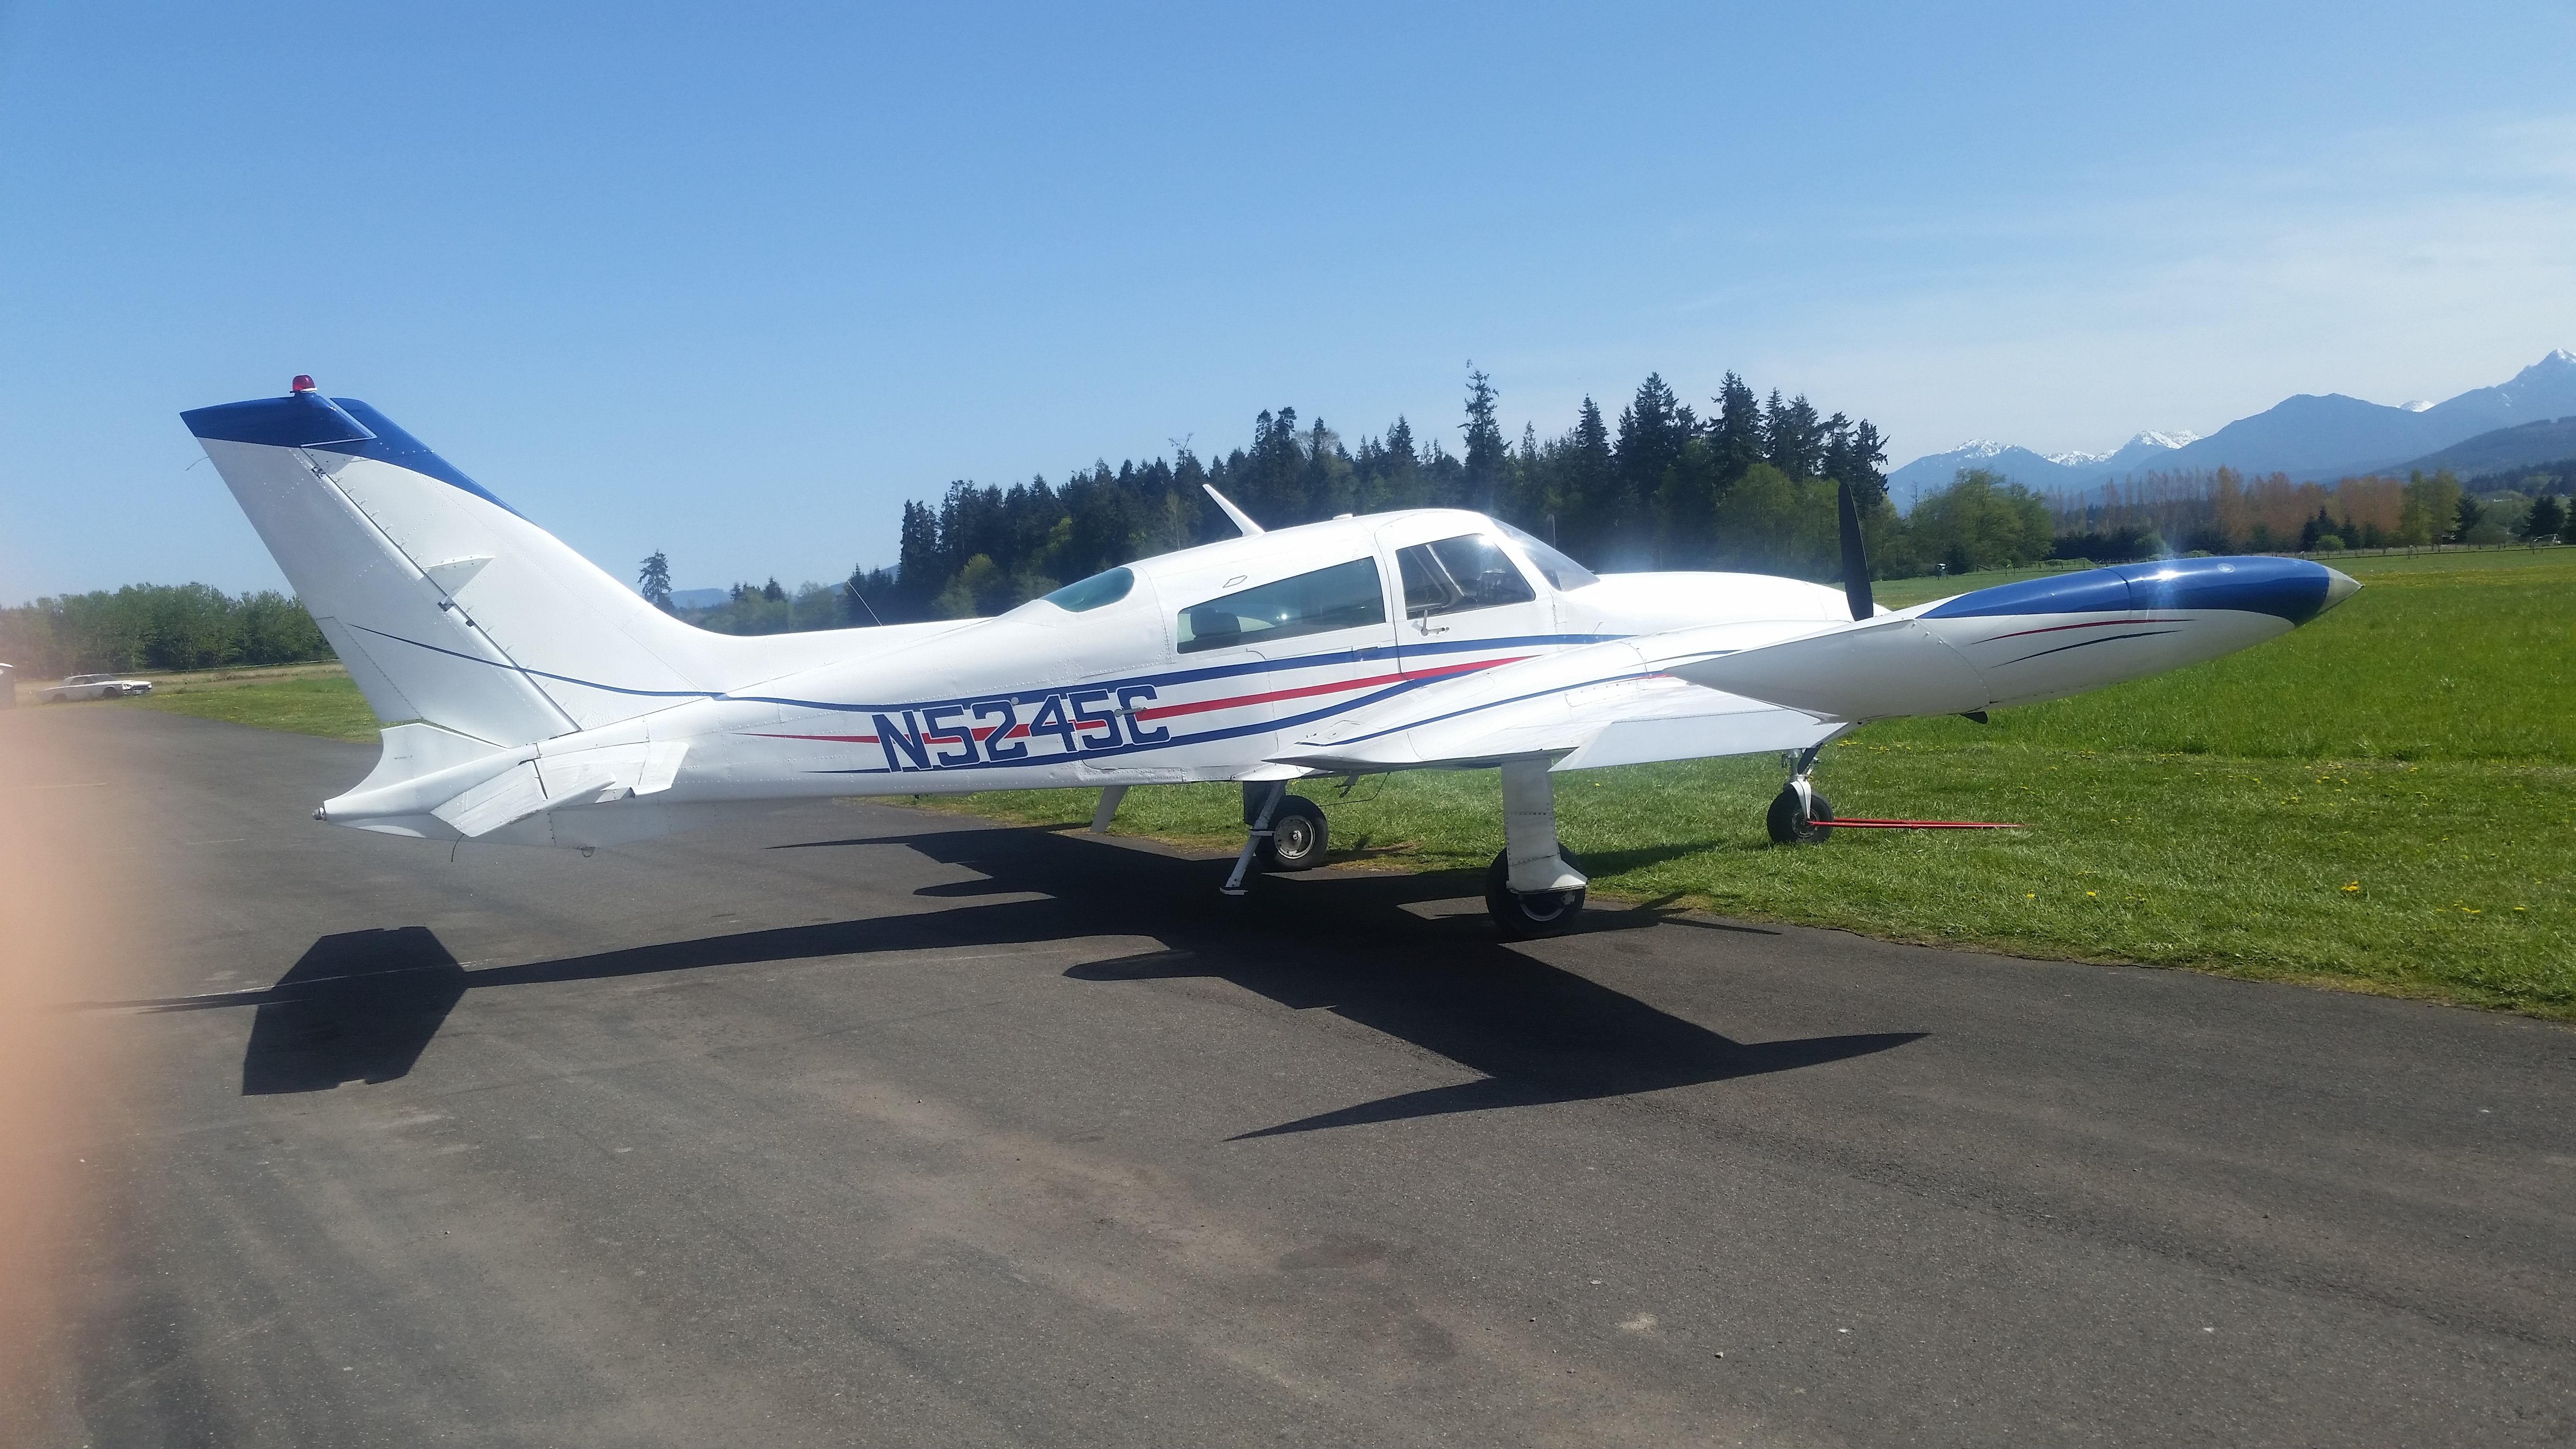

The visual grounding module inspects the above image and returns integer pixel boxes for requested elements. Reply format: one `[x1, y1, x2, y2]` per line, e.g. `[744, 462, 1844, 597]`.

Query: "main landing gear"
[1221, 782, 1330, 896]
[1767, 744, 1835, 845]
[1219, 767, 1590, 939]
[1486, 758, 1588, 939]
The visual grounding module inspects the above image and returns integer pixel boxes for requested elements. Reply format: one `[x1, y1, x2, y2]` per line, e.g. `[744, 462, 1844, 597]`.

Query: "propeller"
[1837, 479, 1873, 620]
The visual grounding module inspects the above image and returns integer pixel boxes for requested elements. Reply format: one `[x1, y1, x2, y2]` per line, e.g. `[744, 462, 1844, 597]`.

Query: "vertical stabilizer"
[183, 382, 868, 745]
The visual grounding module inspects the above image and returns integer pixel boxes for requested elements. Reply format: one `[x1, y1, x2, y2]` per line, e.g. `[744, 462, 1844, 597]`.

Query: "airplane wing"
[1271, 622, 1852, 773]
[1275, 548, 2353, 775]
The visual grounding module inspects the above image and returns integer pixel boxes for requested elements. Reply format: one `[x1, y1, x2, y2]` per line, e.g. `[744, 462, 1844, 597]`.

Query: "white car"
[41, 673, 154, 702]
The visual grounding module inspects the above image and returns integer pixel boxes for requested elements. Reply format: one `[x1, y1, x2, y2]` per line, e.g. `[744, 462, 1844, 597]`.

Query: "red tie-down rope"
[1819, 818, 2024, 828]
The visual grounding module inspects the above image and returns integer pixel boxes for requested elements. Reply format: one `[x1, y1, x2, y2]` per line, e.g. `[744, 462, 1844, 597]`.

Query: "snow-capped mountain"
[1885, 350, 2576, 506]
[1885, 429, 2199, 508]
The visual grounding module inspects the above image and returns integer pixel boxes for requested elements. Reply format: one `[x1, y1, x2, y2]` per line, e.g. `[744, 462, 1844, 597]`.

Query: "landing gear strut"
[1220, 782, 1330, 895]
[1488, 758, 1587, 938]
[1768, 745, 1835, 845]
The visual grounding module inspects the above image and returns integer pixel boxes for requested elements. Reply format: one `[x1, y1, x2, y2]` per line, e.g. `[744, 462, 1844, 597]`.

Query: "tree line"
[2043, 466, 2565, 559]
[0, 583, 333, 678]
[796, 370, 1915, 626]
[678, 367, 2544, 635]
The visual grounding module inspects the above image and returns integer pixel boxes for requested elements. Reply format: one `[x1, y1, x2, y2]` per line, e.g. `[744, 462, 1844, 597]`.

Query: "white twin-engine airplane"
[185, 379, 2358, 937]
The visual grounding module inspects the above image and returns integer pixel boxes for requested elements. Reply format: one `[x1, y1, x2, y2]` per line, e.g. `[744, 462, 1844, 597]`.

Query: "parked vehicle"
[41, 673, 154, 702]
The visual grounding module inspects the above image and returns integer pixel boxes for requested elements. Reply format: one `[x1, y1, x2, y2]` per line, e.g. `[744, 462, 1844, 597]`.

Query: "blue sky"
[4, 2, 2571, 599]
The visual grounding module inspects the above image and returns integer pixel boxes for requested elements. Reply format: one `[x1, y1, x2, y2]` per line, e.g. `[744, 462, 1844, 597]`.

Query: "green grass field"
[117, 663, 381, 741]
[98, 546, 2575, 1017]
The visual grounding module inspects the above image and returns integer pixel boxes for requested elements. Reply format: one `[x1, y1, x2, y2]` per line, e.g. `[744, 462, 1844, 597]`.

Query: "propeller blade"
[1838, 480, 1873, 620]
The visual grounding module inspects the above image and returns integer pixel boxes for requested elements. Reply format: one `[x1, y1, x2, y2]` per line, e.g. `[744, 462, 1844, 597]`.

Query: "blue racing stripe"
[1996, 628, 2181, 667]
[343, 620, 1626, 722]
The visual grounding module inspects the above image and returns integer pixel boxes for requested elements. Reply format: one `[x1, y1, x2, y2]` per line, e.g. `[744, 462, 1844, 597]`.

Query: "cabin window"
[1396, 534, 1538, 619]
[1039, 566, 1135, 613]
[1176, 557, 1386, 654]
[1496, 521, 1601, 590]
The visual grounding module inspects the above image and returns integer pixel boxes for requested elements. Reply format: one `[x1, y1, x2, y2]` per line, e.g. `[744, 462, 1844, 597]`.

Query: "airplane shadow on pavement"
[96, 927, 471, 1095]
[96, 822, 1923, 1127]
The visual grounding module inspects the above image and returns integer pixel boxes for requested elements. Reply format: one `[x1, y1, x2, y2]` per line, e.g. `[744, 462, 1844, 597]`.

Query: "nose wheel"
[1766, 784, 1835, 844]
[1768, 744, 1835, 845]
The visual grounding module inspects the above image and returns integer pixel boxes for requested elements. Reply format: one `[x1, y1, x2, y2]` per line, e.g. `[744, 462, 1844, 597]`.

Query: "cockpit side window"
[1396, 534, 1538, 619]
[1495, 521, 1601, 590]
[1176, 557, 1386, 654]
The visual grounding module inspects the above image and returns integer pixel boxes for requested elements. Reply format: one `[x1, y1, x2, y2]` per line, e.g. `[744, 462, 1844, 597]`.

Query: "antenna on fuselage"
[1203, 484, 1264, 537]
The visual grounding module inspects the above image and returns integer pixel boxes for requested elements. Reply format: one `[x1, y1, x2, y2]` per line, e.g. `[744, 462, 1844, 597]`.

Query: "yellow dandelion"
[2341, 882, 2361, 892]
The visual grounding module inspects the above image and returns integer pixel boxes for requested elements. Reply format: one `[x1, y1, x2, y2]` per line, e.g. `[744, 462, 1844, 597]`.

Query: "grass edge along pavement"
[112, 663, 380, 742]
[75, 549, 2576, 1020]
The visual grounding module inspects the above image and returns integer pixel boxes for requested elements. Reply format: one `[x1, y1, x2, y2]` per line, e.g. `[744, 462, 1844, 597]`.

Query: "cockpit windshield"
[1037, 567, 1136, 613]
[1495, 522, 1601, 590]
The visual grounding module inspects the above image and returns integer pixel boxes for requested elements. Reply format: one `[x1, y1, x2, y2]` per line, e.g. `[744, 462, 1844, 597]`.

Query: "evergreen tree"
[1461, 367, 1506, 510]
[636, 550, 673, 610]
[1707, 373, 1764, 484]
[1557, 397, 1615, 564]
[1762, 391, 1827, 479]
[2453, 492, 2484, 543]
[1819, 418, 1889, 508]
[1613, 374, 1690, 566]
[895, 499, 942, 614]
[2524, 494, 2565, 539]
[843, 564, 890, 625]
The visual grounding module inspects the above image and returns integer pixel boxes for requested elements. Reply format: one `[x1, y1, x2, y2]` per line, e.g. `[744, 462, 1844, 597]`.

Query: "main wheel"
[1765, 786, 1835, 844]
[1485, 848, 1587, 939]
[1259, 795, 1328, 871]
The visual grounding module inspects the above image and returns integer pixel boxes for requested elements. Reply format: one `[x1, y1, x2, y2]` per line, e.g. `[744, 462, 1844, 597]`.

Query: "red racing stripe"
[746, 655, 1531, 744]
[1135, 655, 1527, 722]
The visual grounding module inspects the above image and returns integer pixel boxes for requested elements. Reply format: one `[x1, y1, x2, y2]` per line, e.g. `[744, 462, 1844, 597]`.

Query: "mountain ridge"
[1888, 349, 2576, 507]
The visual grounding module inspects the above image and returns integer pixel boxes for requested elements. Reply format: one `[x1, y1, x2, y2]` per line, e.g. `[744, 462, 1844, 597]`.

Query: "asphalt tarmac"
[5, 706, 2572, 1447]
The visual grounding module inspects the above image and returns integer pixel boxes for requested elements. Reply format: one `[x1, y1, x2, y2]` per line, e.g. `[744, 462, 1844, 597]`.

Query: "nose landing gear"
[1768, 745, 1835, 845]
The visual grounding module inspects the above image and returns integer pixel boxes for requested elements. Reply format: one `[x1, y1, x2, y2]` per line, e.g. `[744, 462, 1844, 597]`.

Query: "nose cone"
[2319, 566, 2361, 614]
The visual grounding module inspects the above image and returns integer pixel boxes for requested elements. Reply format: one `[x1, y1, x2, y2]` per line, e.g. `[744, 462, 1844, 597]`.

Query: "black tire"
[1765, 786, 1835, 845]
[96, 685, 122, 699]
[1485, 848, 1587, 939]
[1259, 795, 1328, 871]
